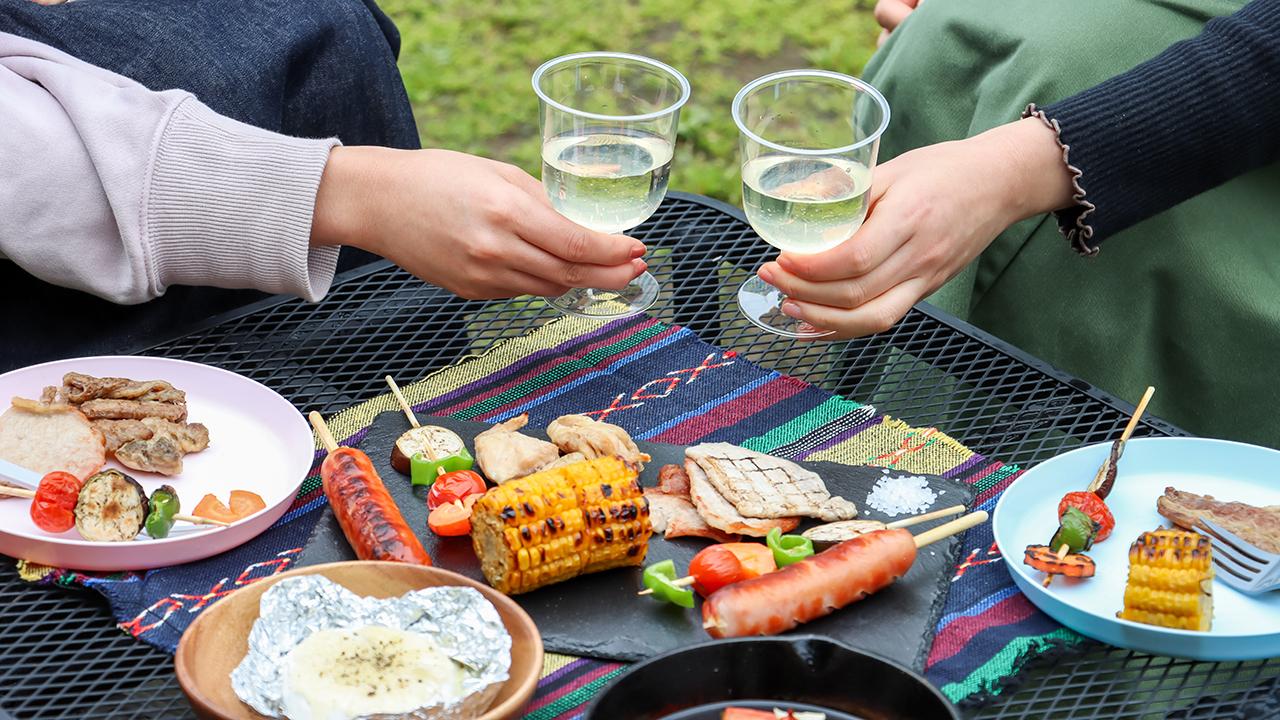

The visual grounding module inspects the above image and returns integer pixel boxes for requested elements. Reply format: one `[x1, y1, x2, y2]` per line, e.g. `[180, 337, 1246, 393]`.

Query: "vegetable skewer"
[1036, 386, 1154, 587]
[640, 504, 967, 596]
[0, 483, 227, 528]
[384, 375, 474, 483]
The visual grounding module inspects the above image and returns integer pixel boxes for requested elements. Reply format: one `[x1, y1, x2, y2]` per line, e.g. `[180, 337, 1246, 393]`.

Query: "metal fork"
[1197, 517, 1280, 595]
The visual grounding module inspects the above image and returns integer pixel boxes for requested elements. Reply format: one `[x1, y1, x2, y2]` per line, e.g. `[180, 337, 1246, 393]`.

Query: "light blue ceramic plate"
[993, 437, 1280, 660]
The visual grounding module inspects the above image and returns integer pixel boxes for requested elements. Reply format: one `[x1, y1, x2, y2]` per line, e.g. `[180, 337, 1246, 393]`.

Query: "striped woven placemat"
[19, 314, 1079, 713]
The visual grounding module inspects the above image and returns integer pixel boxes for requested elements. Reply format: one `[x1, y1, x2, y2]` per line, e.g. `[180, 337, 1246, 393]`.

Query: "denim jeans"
[0, 0, 421, 368]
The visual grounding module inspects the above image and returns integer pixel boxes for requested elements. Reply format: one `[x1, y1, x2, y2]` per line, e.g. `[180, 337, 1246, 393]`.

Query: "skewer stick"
[1087, 385, 1155, 494]
[309, 411, 339, 454]
[0, 485, 229, 527]
[637, 575, 697, 596]
[885, 504, 966, 530]
[912, 511, 989, 549]
[384, 375, 420, 429]
[1042, 543, 1070, 587]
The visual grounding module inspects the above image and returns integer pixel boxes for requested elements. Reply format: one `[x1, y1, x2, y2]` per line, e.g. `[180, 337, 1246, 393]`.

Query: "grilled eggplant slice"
[74, 470, 148, 542]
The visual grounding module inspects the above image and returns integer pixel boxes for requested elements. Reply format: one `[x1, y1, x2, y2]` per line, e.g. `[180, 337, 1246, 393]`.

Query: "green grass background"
[382, 0, 881, 205]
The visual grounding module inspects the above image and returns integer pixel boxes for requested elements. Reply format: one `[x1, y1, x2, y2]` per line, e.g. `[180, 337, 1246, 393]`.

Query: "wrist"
[978, 117, 1076, 223]
[310, 146, 391, 255]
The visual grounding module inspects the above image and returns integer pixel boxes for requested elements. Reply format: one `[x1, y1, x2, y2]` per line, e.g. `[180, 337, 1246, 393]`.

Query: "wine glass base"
[737, 275, 834, 338]
[543, 271, 659, 319]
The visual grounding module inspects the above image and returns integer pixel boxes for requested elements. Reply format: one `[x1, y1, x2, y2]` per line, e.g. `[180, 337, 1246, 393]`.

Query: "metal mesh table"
[0, 193, 1275, 719]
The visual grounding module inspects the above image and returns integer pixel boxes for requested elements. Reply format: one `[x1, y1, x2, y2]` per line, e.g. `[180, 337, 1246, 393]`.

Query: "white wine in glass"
[532, 52, 690, 319]
[732, 69, 891, 338]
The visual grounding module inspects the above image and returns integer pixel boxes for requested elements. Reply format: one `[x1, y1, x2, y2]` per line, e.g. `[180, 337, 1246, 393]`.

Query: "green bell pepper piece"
[410, 447, 474, 487]
[641, 559, 695, 608]
[1050, 506, 1098, 554]
[144, 485, 180, 539]
[766, 527, 815, 567]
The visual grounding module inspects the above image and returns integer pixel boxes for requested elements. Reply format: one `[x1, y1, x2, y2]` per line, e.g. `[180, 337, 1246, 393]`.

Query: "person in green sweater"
[760, 0, 1280, 447]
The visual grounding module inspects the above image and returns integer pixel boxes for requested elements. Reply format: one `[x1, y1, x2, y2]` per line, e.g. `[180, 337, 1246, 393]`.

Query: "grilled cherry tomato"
[427, 498, 474, 536]
[30, 471, 82, 533]
[1058, 491, 1115, 542]
[1024, 544, 1096, 578]
[426, 470, 487, 510]
[688, 542, 777, 597]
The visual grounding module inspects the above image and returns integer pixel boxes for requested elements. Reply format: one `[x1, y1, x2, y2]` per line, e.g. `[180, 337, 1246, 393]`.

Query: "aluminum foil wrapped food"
[231, 575, 511, 719]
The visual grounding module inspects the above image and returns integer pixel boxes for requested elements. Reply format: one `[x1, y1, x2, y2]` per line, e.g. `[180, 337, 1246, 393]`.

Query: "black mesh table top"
[0, 192, 1275, 719]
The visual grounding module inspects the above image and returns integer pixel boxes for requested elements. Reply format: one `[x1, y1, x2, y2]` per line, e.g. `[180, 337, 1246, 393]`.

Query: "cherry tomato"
[426, 470, 487, 510]
[688, 542, 777, 597]
[1058, 491, 1114, 542]
[30, 471, 82, 533]
[428, 500, 473, 536]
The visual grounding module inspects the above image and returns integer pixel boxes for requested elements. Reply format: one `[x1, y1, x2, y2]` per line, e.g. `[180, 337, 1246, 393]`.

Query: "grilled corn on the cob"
[470, 456, 651, 594]
[1117, 530, 1213, 631]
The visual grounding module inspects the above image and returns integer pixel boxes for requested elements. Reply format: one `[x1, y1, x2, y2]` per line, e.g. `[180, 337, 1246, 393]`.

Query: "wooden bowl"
[174, 561, 542, 720]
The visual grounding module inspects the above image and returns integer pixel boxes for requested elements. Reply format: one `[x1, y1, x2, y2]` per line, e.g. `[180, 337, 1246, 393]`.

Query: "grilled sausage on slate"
[321, 447, 431, 564]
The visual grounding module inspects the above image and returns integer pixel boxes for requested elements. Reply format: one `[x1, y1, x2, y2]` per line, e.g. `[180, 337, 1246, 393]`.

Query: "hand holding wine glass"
[533, 51, 691, 318]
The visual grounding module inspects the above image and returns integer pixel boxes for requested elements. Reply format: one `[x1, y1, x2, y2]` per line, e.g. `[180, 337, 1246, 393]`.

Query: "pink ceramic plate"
[0, 356, 313, 570]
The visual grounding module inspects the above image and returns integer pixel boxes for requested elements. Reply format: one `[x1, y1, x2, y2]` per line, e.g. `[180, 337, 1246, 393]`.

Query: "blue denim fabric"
[0, 0, 420, 148]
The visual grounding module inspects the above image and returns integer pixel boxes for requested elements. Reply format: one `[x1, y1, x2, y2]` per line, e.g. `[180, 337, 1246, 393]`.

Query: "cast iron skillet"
[584, 636, 959, 720]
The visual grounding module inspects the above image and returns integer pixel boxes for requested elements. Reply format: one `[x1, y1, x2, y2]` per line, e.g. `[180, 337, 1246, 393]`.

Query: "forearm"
[0, 32, 340, 304]
[1035, 0, 1280, 251]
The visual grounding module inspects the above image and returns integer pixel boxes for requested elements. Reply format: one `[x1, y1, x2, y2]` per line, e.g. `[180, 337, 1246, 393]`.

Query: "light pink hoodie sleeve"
[0, 31, 341, 304]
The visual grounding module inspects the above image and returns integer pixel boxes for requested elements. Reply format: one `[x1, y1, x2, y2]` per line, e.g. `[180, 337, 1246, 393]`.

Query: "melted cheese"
[280, 626, 464, 720]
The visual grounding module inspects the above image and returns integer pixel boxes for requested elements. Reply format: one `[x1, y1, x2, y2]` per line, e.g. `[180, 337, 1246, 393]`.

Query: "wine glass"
[532, 51, 690, 319]
[732, 69, 891, 338]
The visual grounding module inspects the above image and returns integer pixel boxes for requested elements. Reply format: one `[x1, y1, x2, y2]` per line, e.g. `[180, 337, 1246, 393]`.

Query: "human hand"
[311, 147, 646, 300]
[757, 117, 1075, 339]
[875, 0, 920, 45]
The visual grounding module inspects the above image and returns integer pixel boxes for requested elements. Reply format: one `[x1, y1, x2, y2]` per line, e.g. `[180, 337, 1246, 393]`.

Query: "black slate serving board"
[297, 411, 975, 670]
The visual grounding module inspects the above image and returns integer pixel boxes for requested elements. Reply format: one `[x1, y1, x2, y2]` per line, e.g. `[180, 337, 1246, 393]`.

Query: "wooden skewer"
[912, 511, 989, 548]
[309, 411, 339, 454]
[1046, 386, 1154, 587]
[0, 485, 229, 527]
[641, 509, 986, 597]
[885, 504, 966, 530]
[384, 375, 420, 429]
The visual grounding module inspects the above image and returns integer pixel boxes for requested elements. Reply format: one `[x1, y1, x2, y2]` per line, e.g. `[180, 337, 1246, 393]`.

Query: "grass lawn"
[382, 0, 881, 205]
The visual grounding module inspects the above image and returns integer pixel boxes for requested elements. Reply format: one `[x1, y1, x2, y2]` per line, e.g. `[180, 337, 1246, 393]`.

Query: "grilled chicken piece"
[1158, 486, 1280, 554]
[79, 399, 187, 423]
[686, 443, 858, 521]
[686, 458, 799, 537]
[644, 464, 738, 542]
[0, 400, 105, 480]
[474, 413, 560, 484]
[114, 419, 210, 476]
[60, 373, 185, 405]
[93, 419, 154, 454]
[547, 414, 651, 470]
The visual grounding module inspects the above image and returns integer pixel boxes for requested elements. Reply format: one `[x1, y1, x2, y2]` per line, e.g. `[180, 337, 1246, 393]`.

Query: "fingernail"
[633, 259, 648, 275]
[757, 265, 775, 284]
[630, 244, 646, 259]
[781, 300, 802, 319]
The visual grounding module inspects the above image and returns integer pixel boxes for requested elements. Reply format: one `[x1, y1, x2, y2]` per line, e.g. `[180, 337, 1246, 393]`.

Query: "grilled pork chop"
[1157, 487, 1280, 554]
[645, 464, 737, 542]
[686, 458, 799, 537]
[685, 443, 858, 521]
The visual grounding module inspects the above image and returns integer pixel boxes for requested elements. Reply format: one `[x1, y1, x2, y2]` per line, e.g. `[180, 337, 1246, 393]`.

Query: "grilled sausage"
[321, 447, 431, 565]
[702, 528, 916, 638]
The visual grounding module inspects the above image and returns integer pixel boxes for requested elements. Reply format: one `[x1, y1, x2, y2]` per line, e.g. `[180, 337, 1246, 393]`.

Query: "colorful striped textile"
[17, 314, 1079, 712]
